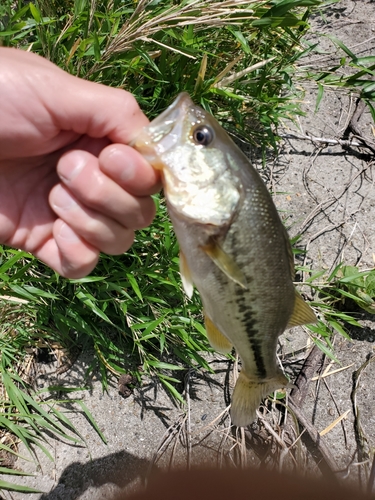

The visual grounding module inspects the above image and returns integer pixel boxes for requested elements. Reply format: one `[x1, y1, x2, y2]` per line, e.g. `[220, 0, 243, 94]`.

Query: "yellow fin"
[204, 315, 232, 354]
[231, 371, 289, 427]
[179, 251, 194, 299]
[287, 291, 317, 328]
[201, 241, 247, 289]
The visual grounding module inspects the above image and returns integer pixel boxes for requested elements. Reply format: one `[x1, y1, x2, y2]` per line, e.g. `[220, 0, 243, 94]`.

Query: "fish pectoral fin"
[287, 291, 317, 328]
[200, 240, 247, 289]
[179, 251, 194, 299]
[204, 315, 232, 354]
[231, 371, 289, 427]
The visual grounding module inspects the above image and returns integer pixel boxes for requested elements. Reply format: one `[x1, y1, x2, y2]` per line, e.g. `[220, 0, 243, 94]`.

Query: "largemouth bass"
[133, 93, 316, 427]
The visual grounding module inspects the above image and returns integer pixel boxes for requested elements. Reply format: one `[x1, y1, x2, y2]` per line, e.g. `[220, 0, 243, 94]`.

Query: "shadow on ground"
[39, 450, 152, 500]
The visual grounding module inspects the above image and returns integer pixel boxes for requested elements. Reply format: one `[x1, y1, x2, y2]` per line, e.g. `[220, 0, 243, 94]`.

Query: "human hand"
[0, 48, 160, 278]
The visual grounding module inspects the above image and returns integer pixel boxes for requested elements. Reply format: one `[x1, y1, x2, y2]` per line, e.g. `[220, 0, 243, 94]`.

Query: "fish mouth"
[132, 93, 194, 169]
[149, 92, 193, 129]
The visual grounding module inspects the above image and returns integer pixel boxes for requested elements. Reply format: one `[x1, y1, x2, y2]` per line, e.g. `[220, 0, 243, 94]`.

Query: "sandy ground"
[1, 0, 375, 498]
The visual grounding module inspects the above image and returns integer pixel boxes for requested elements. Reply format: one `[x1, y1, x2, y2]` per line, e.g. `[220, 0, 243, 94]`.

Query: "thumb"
[51, 72, 150, 143]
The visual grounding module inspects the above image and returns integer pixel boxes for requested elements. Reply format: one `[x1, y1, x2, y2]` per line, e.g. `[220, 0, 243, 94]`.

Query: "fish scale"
[133, 92, 316, 426]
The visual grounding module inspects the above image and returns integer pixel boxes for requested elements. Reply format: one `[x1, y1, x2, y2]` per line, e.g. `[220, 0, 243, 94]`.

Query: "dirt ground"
[2, 0, 375, 498]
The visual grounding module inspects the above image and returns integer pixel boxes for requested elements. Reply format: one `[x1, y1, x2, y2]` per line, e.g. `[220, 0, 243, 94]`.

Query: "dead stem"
[146, 415, 186, 476]
[322, 378, 349, 448]
[368, 454, 375, 495]
[290, 345, 325, 408]
[351, 353, 375, 464]
[300, 162, 373, 234]
[192, 405, 231, 435]
[287, 398, 340, 478]
[184, 369, 192, 469]
[279, 132, 364, 149]
[256, 411, 291, 453]
[86, 0, 257, 77]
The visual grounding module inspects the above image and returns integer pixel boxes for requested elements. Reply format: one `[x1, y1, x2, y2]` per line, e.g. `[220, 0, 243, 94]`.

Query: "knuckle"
[61, 253, 99, 279]
[134, 198, 156, 229]
[80, 175, 105, 208]
[83, 187, 102, 207]
[83, 218, 103, 239]
[100, 230, 134, 255]
[118, 89, 141, 117]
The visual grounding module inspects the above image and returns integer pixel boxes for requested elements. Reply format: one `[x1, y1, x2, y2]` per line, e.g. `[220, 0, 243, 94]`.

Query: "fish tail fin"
[230, 371, 289, 427]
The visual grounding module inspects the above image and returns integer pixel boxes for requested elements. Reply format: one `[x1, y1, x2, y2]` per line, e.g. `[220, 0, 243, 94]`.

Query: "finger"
[34, 221, 99, 279]
[59, 135, 111, 159]
[56, 149, 156, 229]
[99, 144, 162, 197]
[49, 184, 136, 255]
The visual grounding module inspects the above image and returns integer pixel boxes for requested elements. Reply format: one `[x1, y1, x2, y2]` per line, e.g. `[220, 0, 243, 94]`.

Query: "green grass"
[0, 297, 107, 492]
[303, 34, 375, 119]
[0, 0, 374, 491]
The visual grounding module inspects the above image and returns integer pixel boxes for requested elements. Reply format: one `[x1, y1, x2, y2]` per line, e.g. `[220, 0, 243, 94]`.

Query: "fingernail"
[108, 148, 136, 182]
[52, 185, 77, 210]
[58, 222, 81, 242]
[59, 151, 87, 181]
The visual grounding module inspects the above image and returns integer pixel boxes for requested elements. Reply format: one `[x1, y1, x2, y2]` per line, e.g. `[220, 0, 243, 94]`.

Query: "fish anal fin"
[204, 315, 232, 354]
[179, 251, 194, 299]
[231, 371, 289, 427]
[287, 291, 317, 328]
[200, 240, 247, 289]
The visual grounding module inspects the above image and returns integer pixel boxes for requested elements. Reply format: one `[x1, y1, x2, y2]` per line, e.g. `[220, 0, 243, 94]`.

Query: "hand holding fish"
[134, 93, 317, 426]
[0, 48, 160, 278]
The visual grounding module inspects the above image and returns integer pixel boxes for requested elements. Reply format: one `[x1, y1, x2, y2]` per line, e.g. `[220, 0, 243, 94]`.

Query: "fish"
[133, 93, 316, 427]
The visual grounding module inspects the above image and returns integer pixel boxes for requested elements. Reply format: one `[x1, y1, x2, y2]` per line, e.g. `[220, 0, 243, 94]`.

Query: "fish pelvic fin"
[179, 251, 194, 299]
[204, 315, 232, 354]
[231, 371, 289, 427]
[200, 240, 247, 289]
[287, 291, 317, 329]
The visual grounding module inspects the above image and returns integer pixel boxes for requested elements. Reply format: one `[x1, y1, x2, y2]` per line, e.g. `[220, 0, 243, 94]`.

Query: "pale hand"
[0, 48, 160, 278]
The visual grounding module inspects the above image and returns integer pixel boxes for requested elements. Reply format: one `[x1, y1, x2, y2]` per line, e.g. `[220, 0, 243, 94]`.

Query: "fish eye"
[192, 125, 214, 146]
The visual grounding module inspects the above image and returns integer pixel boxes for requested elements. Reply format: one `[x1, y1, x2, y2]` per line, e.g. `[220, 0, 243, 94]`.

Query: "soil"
[1, 1, 375, 498]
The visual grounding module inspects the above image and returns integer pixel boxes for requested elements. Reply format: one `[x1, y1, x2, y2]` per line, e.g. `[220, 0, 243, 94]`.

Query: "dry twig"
[279, 132, 364, 149]
[282, 346, 340, 477]
[343, 98, 375, 154]
[287, 398, 340, 478]
[290, 345, 325, 408]
[300, 161, 373, 234]
[351, 353, 375, 463]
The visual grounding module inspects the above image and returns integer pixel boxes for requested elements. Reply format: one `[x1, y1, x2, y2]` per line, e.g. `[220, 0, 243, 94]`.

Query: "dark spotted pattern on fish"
[235, 287, 266, 379]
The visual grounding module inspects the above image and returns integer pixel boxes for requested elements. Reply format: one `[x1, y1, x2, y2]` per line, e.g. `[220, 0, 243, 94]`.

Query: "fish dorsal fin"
[179, 251, 194, 299]
[287, 291, 317, 328]
[204, 314, 232, 354]
[200, 240, 247, 289]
